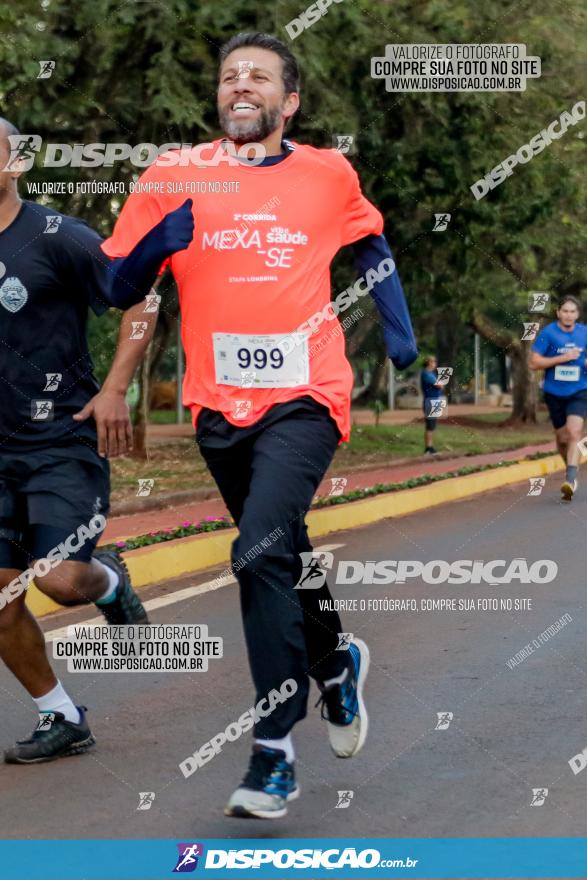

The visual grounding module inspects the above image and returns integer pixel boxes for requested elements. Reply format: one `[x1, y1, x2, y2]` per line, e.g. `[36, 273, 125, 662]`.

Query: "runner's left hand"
[73, 390, 133, 458]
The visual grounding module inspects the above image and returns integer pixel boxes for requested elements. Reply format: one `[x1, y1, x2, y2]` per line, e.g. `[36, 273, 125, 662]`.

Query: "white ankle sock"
[95, 560, 120, 605]
[33, 681, 80, 724]
[255, 734, 294, 763]
[322, 667, 348, 688]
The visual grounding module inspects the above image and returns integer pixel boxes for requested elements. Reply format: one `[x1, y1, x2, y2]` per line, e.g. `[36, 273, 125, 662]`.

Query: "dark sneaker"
[316, 638, 370, 758]
[224, 745, 299, 819]
[4, 706, 95, 764]
[93, 548, 148, 624]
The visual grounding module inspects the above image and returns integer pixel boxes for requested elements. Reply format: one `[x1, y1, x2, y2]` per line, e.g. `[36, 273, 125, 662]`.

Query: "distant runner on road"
[530, 295, 587, 500]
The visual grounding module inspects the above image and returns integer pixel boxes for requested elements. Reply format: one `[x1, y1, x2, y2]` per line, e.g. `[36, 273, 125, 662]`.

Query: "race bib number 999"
[213, 332, 309, 388]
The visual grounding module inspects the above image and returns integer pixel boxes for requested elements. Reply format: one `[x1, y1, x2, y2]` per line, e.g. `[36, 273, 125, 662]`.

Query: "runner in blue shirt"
[420, 356, 444, 454]
[530, 296, 587, 500]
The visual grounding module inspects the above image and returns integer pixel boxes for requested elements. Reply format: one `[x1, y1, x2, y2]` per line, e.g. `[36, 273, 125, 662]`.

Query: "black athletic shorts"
[0, 449, 110, 570]
[543, 389, 587, 430]
[423, 400, 439, 432]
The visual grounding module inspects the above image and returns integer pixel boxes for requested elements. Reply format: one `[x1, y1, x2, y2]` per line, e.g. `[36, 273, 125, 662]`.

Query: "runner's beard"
[218, 103, 283, 145]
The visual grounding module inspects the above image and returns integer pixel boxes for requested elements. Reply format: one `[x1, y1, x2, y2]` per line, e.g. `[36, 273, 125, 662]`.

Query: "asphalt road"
[1, 472, 586, 847]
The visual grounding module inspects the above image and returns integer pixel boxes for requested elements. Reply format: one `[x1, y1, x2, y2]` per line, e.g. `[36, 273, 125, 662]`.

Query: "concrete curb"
[27, 453, 563, 619]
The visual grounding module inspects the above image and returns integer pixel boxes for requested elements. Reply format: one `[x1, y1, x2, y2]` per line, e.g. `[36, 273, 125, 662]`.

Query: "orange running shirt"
[101, 140, 383, 442]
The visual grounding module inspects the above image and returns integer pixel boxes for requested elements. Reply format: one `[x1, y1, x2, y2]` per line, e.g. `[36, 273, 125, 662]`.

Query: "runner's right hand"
[560, 347, 582, 362]
[153, 198, 194, 257]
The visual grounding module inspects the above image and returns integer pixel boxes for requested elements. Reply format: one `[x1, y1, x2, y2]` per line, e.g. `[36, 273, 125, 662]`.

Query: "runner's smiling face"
[557, 301, 579, 331]
[217, 47, 299, 145]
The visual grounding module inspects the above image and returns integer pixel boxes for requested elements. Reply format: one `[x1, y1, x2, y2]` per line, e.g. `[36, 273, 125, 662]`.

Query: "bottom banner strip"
[0, 837, 586, 879]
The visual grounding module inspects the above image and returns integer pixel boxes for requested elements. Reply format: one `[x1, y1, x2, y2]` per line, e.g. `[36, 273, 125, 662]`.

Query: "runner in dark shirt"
[0, 118, 153, 764]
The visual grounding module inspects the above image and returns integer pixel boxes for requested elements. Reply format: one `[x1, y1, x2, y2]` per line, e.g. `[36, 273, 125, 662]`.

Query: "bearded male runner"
[101, 32, 418, 818]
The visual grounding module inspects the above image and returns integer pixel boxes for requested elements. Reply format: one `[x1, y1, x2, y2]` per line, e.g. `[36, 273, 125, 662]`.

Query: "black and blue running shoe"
[224, 745, 299, 819]
[316, 638, 370, 758]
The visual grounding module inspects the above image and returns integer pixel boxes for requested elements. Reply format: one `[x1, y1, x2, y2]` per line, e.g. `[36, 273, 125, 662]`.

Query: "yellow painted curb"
[27, 454, 563, 618]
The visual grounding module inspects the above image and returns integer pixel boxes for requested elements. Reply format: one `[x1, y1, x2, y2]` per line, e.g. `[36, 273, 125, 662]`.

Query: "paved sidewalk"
[102, 441, 555, 543]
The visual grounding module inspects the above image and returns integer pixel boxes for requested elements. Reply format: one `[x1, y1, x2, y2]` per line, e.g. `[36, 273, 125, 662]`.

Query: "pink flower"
[181, 521, 192, 527]
[115, 541, 126, 548]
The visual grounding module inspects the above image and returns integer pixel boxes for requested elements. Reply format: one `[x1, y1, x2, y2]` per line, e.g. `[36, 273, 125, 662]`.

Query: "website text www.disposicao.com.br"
[201, 846, 418, 870]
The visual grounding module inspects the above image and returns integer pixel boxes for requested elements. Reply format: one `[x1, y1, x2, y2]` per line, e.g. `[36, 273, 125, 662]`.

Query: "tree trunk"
[470, 310, 537, 423]
[505, 341, 537, 424]
[435, 316, 459, 400]
[132, 291, 178, 456]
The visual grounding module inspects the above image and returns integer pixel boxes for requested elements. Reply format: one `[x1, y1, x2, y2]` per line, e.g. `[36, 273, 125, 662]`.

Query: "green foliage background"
[1, 0, 585, 392]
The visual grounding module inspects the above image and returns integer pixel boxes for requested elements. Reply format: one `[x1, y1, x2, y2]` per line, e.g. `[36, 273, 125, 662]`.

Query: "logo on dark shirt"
[0, 276, 28, 313]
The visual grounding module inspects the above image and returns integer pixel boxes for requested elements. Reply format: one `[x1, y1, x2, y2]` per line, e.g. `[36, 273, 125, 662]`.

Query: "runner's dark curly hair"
[219, 32, 300, 95]
[557, 295, 581, 312]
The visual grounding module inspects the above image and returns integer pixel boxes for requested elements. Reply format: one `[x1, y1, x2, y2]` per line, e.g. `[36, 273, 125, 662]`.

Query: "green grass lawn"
[110, 413, 553, 506]
[341, 416, 551, 467]
[147, 409, 190, 424]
